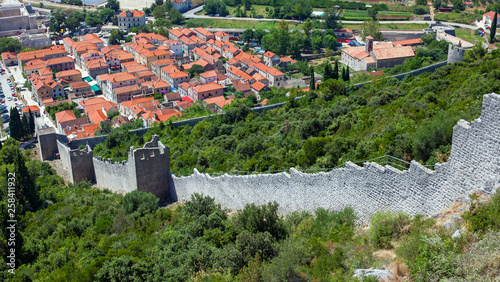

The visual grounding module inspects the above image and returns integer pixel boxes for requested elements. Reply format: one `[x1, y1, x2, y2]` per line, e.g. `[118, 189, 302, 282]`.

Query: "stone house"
[118, 10, 146, 32]
[187, 82, 223, 102]
[170, 0, 192, 13]
[44, 56, 75, 72]
[263, 51, 280, 67]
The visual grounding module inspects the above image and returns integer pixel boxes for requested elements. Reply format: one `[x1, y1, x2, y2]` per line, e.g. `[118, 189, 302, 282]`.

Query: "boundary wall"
[37, 94, 500, 221]
[170, 93, 500, 221]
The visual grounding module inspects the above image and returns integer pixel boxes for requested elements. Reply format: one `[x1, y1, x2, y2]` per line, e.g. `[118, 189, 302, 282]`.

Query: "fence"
[177, 155, 436, 177]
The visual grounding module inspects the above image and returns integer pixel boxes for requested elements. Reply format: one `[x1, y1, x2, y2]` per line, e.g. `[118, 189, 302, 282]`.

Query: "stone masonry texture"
[171, 93, 500, 222]
[40, 93, 500, 222]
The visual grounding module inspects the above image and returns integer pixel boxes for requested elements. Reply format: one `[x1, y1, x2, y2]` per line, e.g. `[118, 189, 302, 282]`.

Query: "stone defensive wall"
[170, 93, 500, 221]
[37, 93, 500, 221]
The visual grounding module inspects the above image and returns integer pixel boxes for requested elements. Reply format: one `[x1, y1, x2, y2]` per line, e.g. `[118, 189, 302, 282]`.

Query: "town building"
[170, 0, 192, 13]
[187, 82, 223, 101]
[341, 36, 415, 71]
[118, 10, 146, 32]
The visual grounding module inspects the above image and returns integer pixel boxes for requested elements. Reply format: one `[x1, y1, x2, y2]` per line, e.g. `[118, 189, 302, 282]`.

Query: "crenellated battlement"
[40, 93, 500, 221]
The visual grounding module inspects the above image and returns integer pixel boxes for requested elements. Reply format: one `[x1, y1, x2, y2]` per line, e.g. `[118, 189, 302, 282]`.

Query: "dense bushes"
[94, 55, 500, 176]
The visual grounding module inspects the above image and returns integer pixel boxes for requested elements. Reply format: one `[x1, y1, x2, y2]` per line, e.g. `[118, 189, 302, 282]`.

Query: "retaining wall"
[170, 93, 500, 222]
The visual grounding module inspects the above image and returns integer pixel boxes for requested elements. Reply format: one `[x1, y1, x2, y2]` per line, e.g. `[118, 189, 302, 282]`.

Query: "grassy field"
[227, 5, 271, 18]
[455, 28, 487, 44]
[184, 18, 302, 30]
[343, 23, 428, 30]
[434, 11, 482, 25]
[185, 19, 429, 31]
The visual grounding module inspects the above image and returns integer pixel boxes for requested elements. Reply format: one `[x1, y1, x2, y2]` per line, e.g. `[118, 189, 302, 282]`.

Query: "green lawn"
[434, 11, 482, 25]
[343, 23, 428, 31]
[455, 28, 487, 44]
[185, 18, 301, 30]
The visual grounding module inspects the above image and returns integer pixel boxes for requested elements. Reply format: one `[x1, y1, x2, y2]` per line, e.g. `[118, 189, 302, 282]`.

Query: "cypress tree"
[22, 115, 29, 138]
[341, 67, 346, 81]
[346, 67, 350, 81]
[324, 64, 332, 81]
[14, 148, 40, 214]
[28, 109, 35, 134]
[9, 107, 23, 140]
[310, 67, 315, 90]
[491, 12, 497, 43]
[333, 60, 339, 80]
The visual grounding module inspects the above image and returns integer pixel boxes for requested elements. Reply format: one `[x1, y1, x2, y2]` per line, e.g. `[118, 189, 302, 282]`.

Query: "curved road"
[184, 5, 481, 31]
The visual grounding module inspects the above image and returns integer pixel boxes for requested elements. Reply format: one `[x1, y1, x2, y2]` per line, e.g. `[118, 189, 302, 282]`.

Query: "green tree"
[288, 31, 304, 59]
[345, 67, 350, 81]
[323, 63, 333, 81]
[463, 42, 488, 62]
[49, 13, 66, 34]
[14, 148, 40, 214]
[96, 120, 112, 135]
[9, 107, 23, 140]
[302, 18, 313, 38]
[21, 114, 29, 138]
[322, 35, 337, 50]
[236, 202, 288, 240]
[311, 36, 322, 51]
[320, 79, 342, 101]
[254, 28, 267, 44]
[275, 20, 290, 56]
[98, 8, 115, 23]
[333, 60, 339, 80]
[28, 109, 35, 134]
[433, 0, 442, 9]
[169, 8, 185, 24]
[85, 13, 102, 27]
[341, 67, 346, 81]
[106, 0, 120, 12]
[112, 16, 118, 26]
[241, 29, 254, 43]
[323, 7, 339, 29]
[309, 66, 315, 90]
[204, 0, 229, 16]
[153, 5, 167, 20]
[0, 38, 22, 53]
[490, 12, 497, 43]
[109, 30, 125, 44]
[188, 64, 205, 77]
[361, 19, 383, 41]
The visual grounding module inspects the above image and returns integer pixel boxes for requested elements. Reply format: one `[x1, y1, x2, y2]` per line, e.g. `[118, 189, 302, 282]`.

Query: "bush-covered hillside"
[1, 140, 500, 280]
[95, 54, 500, 176]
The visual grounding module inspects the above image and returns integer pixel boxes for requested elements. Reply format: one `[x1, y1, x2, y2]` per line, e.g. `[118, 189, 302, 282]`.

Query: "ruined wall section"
[92, 135, 170, 198]
[57, 140, 95, 183]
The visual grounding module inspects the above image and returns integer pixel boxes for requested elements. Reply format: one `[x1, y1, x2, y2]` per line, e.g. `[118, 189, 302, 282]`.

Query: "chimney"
[366, 36, 374, 53]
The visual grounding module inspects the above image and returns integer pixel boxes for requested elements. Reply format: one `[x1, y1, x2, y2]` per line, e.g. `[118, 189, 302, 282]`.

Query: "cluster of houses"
[3, 14, 296, 140]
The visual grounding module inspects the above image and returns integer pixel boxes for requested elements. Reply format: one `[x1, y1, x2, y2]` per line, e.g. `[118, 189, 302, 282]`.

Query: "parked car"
[214, 14, 220, 17]
[12, 93, 16, 97]
[7, 97, 11, 101]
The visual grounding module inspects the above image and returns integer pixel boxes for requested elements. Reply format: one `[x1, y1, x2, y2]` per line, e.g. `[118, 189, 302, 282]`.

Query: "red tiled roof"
[55, 110, 76, 124]
[70, 81, 90, 89]
[251, 81, 267, 91]
[117, 10, 145, 17]
[392, 38, 423, 46]
[88, 110, 107, 124]
[22, 105, 40, 113]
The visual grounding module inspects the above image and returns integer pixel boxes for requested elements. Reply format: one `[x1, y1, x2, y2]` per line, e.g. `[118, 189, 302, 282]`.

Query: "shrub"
[121, 190, 159, 215]
[370, 211, 410, 249]
[463, 192, 500, 233]
[235, 202, 288, 240]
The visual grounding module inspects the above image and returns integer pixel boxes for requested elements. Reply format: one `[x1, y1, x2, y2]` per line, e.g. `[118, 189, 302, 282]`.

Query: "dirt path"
[429, 1, 435, 21]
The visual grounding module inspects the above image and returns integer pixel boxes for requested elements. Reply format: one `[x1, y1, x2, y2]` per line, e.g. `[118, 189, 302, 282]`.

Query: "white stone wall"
[171, 93, 500, 222]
